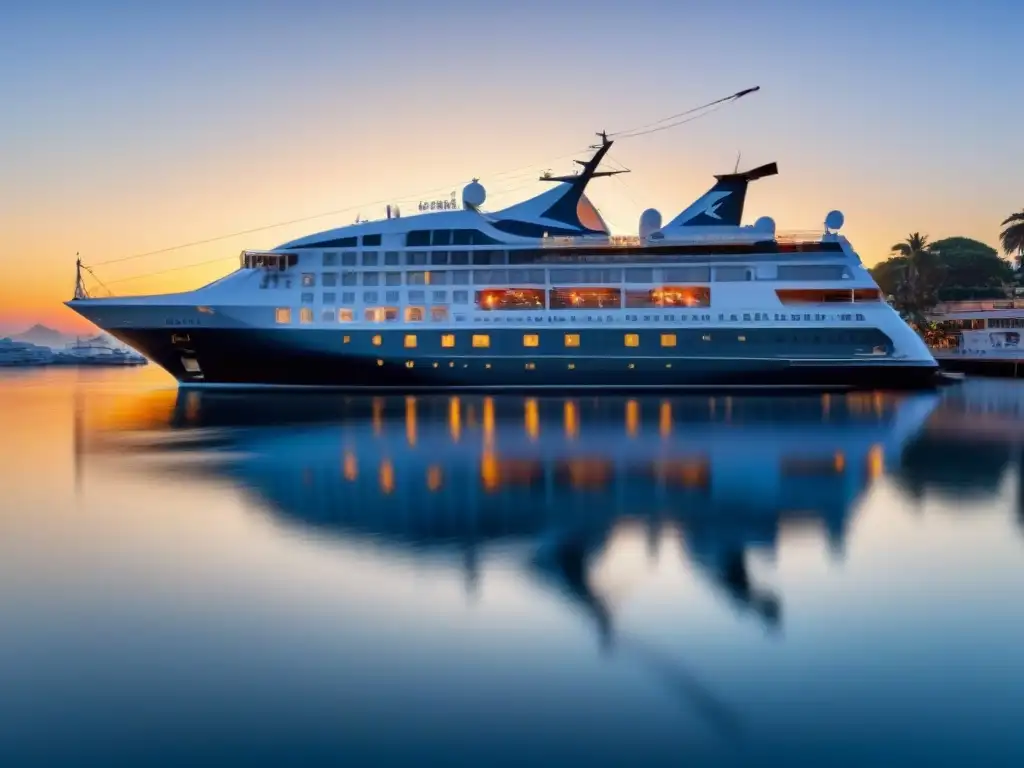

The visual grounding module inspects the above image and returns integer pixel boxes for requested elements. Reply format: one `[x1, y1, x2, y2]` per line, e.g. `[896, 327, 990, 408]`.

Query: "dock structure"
[933, 352, 1024, 379]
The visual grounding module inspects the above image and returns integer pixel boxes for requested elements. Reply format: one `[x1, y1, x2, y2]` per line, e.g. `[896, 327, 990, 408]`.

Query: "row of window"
[290, 286, 881, 311]
[301, 265, 852, 286]
[268, 324, 879, 351]
[276, 307, 452, 324]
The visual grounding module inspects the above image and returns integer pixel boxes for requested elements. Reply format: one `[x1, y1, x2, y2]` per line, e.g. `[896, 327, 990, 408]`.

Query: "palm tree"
[1000, 211, 1024, 270]
[889, 232, 940, 324]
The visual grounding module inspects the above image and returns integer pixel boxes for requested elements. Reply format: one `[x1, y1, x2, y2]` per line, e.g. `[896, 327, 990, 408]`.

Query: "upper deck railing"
[539, 230, 828, 249]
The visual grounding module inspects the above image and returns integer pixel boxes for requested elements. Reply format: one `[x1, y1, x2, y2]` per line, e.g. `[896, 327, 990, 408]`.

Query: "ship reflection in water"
[87, 390, 935, 637]
[6, 371, 1024, 766]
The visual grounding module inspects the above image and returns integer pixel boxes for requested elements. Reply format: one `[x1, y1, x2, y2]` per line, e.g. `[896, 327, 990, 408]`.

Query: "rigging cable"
[87, 86, 760, 276]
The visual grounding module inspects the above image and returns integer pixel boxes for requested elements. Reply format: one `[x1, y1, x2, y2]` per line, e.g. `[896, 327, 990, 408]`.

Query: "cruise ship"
[66, 134, 940, 390]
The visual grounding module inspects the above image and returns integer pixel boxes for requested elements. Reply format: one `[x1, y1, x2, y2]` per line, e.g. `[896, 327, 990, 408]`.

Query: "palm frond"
[1000, 211, 1024, 227]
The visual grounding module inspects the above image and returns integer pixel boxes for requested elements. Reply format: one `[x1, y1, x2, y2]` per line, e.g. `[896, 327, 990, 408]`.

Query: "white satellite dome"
[753, 216, 776, 234]
[462, 179, 486, 209]
[824, 210, 845, 231]
[639, 208, 662, 240]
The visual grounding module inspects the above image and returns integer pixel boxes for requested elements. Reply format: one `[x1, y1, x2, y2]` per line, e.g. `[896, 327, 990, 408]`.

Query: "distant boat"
[0, 337, 56, 366]
[53, 336, 148, 366]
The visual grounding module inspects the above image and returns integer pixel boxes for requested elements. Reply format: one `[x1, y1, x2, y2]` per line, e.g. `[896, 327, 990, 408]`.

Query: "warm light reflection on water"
[2, 367, 1024, 766]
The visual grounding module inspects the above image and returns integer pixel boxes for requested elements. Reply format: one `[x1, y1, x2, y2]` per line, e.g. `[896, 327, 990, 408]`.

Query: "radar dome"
[462, 179, 486, 209]
[825, 210, 845, 231]
[639, 208, 663, 240]
[753, 216, 776, 234]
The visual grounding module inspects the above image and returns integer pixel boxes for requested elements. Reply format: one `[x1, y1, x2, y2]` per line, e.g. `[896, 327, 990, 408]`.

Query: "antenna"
[733, 151, 742, 174]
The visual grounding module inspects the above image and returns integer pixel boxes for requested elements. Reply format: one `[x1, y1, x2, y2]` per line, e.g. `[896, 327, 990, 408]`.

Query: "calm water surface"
[2, 367, 1023, 767]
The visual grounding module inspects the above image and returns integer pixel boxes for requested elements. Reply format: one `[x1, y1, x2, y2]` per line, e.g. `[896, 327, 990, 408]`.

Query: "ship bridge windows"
[550, 287, 621, 309]
[406, 229, 502, 248]
[362, 234, 382, 246]
[241, 252, 298, 270]
[476, 289, 545, 310]
[625, 286, 710, 308]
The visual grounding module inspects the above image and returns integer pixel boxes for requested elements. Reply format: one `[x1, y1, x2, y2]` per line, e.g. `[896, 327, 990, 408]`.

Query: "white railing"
[538, 230, 827, 249]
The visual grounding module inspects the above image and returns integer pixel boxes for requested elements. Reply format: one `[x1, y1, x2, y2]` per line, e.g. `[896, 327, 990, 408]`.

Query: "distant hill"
[13, 324, 70, 348]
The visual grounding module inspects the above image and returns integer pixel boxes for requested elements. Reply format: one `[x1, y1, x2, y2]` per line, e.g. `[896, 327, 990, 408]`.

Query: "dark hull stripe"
[107, 327, 940, 391]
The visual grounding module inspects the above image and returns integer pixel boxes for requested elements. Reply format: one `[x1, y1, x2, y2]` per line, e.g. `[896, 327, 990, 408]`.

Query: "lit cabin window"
[338, 309, 354, 322]
[405, 334, 417, 348]
[431, 306, 449, 322]
[565, 333, 580, 348]
[405, 307, 425, 322]
[625, 334, 640, 347]
[441, 334, 455, 348]
[302, 273, 316, 287]
[299, 307, 314, 324]
[472, 334, 490, 348]
[275, 308, 291, 324]
[702, 334, 712, 341]
[660, 334, 676, 347]
[523, 334, 539, 348]
[372, 334, 382, 346]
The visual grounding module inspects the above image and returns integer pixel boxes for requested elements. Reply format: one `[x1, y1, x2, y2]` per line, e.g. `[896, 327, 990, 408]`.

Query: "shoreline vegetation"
[871, 211, 1024, 345]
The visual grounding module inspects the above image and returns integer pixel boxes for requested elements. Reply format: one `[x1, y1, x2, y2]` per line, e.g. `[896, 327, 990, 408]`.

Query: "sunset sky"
[2, 0, 1022, 334]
